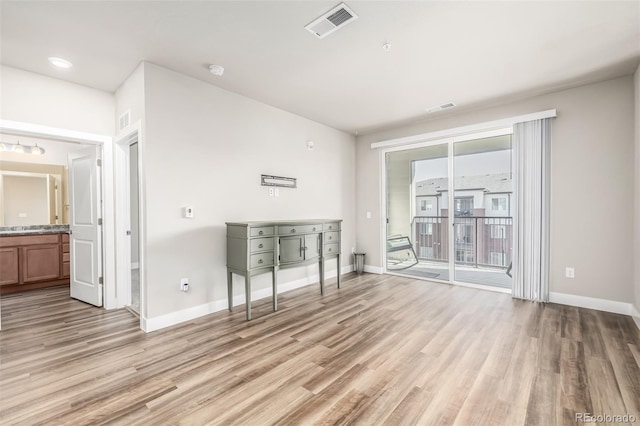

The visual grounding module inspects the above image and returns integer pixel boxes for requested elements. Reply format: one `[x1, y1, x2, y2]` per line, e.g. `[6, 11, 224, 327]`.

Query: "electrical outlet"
[180, 277, 189, 291]
[268, 187, 274, 197]
[565, 267, 575, 279]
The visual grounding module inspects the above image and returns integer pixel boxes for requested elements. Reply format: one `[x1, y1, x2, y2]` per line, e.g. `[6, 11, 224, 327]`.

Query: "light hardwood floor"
[1, 273, 639, 425]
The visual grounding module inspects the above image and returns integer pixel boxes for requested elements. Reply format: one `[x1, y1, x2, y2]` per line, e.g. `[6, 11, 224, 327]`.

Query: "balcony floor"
[387, 260, 512, 289]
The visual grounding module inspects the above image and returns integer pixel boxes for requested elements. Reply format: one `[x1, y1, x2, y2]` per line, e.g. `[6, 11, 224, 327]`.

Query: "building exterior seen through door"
[385, 132, 513, 290]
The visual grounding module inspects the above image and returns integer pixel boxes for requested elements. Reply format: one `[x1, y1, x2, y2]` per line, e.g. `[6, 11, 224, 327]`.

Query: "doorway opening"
[128, 141, 140, 314]
[0, 120, 119, 331]
[384, 129, 514, 292]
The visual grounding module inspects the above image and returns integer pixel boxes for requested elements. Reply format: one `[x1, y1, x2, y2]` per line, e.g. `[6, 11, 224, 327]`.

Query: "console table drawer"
[250, 237, 274, 253]
[250, 226, 274, 237]
[278, 224, 321, 235]
[324, 231, 339, 244]
[324, 243, 340, 255]
[323, 222, 340, 231]
[250, 252, 274, 268]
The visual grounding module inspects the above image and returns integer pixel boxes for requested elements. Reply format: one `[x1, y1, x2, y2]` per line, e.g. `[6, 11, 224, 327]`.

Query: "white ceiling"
[1, 1, 639, 134]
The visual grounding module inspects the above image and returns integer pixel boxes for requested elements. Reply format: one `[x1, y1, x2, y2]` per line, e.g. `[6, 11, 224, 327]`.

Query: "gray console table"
[226, 219, 342, 320]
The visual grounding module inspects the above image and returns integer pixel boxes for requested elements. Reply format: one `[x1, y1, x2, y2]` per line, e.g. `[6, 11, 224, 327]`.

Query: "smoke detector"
[426, 102, 457, 114]
[209, 64, 224, 76]
[305, 3, 358, 39]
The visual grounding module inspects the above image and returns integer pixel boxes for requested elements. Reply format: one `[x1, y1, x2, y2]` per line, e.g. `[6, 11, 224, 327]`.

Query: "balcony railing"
[413, 216, 512, 269]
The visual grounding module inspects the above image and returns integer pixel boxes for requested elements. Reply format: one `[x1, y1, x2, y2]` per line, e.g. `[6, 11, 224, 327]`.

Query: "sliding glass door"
[453, 135, 513, 289]
[385, 143, 450, 281]
[384, 131, 513, 291]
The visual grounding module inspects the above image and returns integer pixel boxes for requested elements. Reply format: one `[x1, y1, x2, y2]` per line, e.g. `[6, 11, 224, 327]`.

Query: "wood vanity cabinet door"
[21, 244, 60, 283]
[0, 248, 19, 286]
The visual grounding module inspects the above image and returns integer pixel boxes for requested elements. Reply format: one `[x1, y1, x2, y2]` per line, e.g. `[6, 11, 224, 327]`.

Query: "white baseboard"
[632, 304, 640, 331]
[549, 292, 635, 317]
[142, 264, 353, 333]
[364, 264, 384, 274]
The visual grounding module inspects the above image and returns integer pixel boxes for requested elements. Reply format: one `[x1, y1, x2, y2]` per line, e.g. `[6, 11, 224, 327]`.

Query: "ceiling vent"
[305, 3, 358, 39]
[426, 102, 457, 114]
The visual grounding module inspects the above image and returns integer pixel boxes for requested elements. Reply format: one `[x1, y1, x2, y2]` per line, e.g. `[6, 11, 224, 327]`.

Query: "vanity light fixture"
[0, 141, 46, 155]
[31, 144, 44, 155]
[48, 57, 73, 69]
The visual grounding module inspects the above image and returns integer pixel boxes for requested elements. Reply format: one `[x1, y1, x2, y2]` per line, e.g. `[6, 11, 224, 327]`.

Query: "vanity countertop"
[0, 224, 70, 236]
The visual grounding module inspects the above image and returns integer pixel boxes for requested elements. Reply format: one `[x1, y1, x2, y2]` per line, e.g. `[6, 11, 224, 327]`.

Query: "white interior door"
[69, 146, 103, 306]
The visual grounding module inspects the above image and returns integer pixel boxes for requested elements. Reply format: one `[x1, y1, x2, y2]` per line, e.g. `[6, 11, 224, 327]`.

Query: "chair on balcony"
[386, 235, 419, 270]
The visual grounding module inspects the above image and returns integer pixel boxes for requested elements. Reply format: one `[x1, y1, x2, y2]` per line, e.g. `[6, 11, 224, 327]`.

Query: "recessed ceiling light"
[382, 43, 391, 51]
[48, 57, 73, 69]
[209, 64, 224, 76]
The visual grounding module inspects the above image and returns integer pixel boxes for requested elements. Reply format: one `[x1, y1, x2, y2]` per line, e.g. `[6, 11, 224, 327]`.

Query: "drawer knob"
[313, 227, 316, 231]
[329, 236, 332, 240]
[328, 248, 332, 252]
[259, 230, 264, 235]
[329, 226, 333, 229]
[258, 259, 263, 264]
[291, 229, 296, 233]
[258, 244, 263, 248]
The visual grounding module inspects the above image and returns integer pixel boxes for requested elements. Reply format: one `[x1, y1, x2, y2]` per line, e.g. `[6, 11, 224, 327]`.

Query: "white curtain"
[512, 119, 551, 302]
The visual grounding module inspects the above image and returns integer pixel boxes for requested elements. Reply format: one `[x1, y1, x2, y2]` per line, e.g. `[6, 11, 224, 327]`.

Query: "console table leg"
[272, 267, 278, 311]
[227, 270, 233, 311]
[319, 258, 325, 295]
[245, 274, 252, 321]
[337, 254, 341, 288]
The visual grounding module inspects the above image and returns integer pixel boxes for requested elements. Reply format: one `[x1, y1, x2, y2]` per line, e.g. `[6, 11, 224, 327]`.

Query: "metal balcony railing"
[413, 216, 513, 269]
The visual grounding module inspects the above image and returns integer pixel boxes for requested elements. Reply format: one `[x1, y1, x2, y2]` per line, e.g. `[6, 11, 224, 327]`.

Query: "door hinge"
[99, 276, 103, 284]
[97, 158, 102, 167]
[98, 218, 103, 226]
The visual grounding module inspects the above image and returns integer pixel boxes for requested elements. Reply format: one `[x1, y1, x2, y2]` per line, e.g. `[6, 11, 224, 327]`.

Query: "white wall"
[142, 63, 356, 319]
[0, 65, 114, 135]
[357, 76, 635, 304]
[634, 65, 640, 318]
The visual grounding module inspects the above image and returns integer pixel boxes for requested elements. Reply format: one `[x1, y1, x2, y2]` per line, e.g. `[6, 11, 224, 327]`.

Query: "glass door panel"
[385, 143, 449, 280]
[453, 135, 513, 289]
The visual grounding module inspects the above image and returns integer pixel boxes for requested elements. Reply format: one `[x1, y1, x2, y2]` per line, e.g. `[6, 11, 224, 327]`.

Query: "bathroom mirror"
[0, 162, 68, 226]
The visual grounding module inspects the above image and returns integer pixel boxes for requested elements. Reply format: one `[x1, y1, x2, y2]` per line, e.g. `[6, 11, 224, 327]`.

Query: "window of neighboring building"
[456, 249, 473, 263]
[454, 197, 473, 216]
[419, 223, 433, 235]
[492, 197, 507, 211]
[491, 225, 506, 239]
[419, 246, 433, 258]
[420, 200, 433, 211]
[490, 252, 506, 267]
